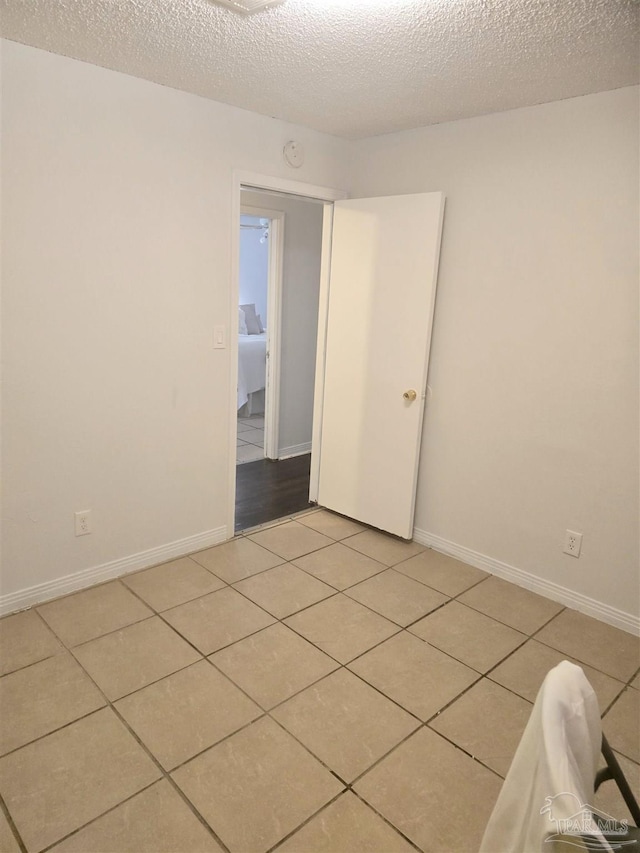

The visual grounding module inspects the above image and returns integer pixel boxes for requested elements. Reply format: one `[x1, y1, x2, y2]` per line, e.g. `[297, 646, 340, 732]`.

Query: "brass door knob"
[403, 389, 417, 401]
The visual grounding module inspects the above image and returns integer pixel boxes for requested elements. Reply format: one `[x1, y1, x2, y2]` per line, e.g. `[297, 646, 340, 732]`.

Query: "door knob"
[403, 389, 417, 401]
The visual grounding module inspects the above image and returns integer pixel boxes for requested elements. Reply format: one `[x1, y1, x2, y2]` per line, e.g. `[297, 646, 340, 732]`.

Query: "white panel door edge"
[316, 192, 445, 539]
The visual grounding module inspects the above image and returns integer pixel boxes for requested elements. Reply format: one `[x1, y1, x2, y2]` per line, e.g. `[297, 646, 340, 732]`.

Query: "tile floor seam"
[32, 603, 68, 644]
[153, 708, 269, 775]
[343, 720, 453, 789]
[4, 657, 126, 758]
[0, 704, 111, 762]
[447, 573, 503, 601]
[36, 779, 162, 853]
[445, 592, 565, 638]
[270, 659, 426, 731]
[398, 568, 489, 601]
[337, 533, 415, 563]
[125, 554, 230, 581]
[478, 635, 633, 719]
[281, 609, 403, 668]
[0, 651, 277, 765]
[229, 571, 339, 620]
[68, 628, 206, 701]
[202, 653, 288, 715]
[187, 550, 289, 586]
[264, 788, 425, 853]
[0, 792, 24, 853]
[101, 653, 234, 706]
[30, 638, 268, 807]
[45, 638, 269, 780]
[405, 630, 529, 678]
[294, 562, 390, 593]
[238, 517, 293, 536]
[105, 703, 233, 853]
[422, 675, 535, 743]
[117, 571, 230, 611]
[245, 516, 327, 540]
[605, 746, 640, 767]
[208, 652, 341, 716]
[528, 633, 636, 683]
[0, 648, 67, 680]
[422, 719, 509, 782]
[266, 713, 352, 788]
[276, 568, 462, 641]
[154, 603, 276, 659]
[120, 578, 231, 615]
[66, 611, 178, 651]
[478, 638, 551, 683]
[262, 790, 348, 853]
[527, 608, 567, 640]
[252, 536, 340, 563]
[347, 789, 425, 853]
[0, 652, 62, 679]
[419, 673, 487, 727]
[30, 576, 123, 613]
[36, 591, 155, 651]
[341, 626, 420, 668]
[338, 664, 433, 726]
[590, 683, 629, 719]
[345, 594, 453, 632]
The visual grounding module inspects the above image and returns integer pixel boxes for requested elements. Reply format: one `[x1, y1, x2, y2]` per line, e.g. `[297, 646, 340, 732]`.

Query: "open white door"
[316, 192, 445, 539]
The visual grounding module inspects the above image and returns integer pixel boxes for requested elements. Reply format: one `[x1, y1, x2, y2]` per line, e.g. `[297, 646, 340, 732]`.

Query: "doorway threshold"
[235, 454, 313, 533]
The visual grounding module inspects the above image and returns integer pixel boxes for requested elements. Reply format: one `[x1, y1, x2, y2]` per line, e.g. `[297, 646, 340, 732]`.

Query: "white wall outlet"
[563, 529, 582, 557]
[75, 510, 92, 536]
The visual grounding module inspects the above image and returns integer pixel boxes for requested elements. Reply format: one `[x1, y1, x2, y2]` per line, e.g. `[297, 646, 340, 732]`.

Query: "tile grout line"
[45, 654, 234, 853]
[36, 778, 164, 853]
[0, 791, 26, 853]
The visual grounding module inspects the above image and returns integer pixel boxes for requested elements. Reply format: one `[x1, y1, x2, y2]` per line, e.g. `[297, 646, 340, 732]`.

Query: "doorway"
[234, 188, 326, 532]
[229, 175, 444, 541]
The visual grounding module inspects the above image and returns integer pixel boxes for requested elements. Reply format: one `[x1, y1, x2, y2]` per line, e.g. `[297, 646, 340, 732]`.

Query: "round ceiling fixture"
[283, 140, 304, 168]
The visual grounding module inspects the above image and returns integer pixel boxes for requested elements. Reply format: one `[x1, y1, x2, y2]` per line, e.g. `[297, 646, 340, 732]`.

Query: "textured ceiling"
[1, 0, 638, 138]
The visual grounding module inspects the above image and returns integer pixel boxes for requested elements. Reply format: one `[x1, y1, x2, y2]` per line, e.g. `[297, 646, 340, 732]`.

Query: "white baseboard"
[413, 528, 640, 637]
[0, 526, 229, 617]
[278, 442, 312, 460]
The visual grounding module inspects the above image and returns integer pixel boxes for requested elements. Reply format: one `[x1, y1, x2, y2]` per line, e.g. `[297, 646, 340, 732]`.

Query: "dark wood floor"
[234, 454, 313, 533]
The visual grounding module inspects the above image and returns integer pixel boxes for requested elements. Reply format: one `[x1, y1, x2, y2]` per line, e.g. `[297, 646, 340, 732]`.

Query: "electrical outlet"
[563, 529, 582, 558]
[75, 510, 92, 536]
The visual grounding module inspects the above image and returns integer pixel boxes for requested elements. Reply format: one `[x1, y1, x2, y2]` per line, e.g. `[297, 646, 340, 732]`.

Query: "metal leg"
[596, 734, 640, 826]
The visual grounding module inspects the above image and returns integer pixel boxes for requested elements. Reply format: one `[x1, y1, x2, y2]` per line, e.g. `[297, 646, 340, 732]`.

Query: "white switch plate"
[213, 325, 226, 349]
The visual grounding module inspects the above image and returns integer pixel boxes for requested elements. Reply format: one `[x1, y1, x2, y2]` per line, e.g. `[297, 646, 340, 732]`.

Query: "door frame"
[228, 171, 347, 535]
[239, 204, 285, 461]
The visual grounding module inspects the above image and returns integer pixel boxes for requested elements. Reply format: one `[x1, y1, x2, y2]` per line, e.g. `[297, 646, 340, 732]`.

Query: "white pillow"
[240, 303, 262, 335]
[238, 307, 248, 335]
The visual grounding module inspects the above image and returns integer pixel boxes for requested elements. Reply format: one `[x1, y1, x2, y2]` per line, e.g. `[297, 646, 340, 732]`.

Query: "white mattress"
[238, 333, 267, 410]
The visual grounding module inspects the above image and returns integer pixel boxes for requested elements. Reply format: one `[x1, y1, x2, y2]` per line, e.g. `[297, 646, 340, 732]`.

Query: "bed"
[238, 332, 267, 411]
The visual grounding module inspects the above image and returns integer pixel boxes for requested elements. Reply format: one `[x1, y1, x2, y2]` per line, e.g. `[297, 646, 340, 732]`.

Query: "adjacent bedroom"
[237, 214, 269, 464]
[235, 194, 324, 532]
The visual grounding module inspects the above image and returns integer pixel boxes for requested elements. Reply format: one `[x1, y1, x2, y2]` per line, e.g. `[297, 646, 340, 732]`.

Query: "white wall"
[2, 37, 637, 632]
[350, 86, 639, 626]
[0, 40, 348, 605]
[239, 216, 268, 326]
[242, 191, 324, 456]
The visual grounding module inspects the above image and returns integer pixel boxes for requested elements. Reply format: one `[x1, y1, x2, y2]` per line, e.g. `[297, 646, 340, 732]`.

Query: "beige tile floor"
[0, 509, 638, 853]
[237, 416, 265, 464]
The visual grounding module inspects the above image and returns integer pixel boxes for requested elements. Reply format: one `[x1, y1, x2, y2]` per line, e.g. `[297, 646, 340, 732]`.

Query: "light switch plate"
[214, 325, 226, 349]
